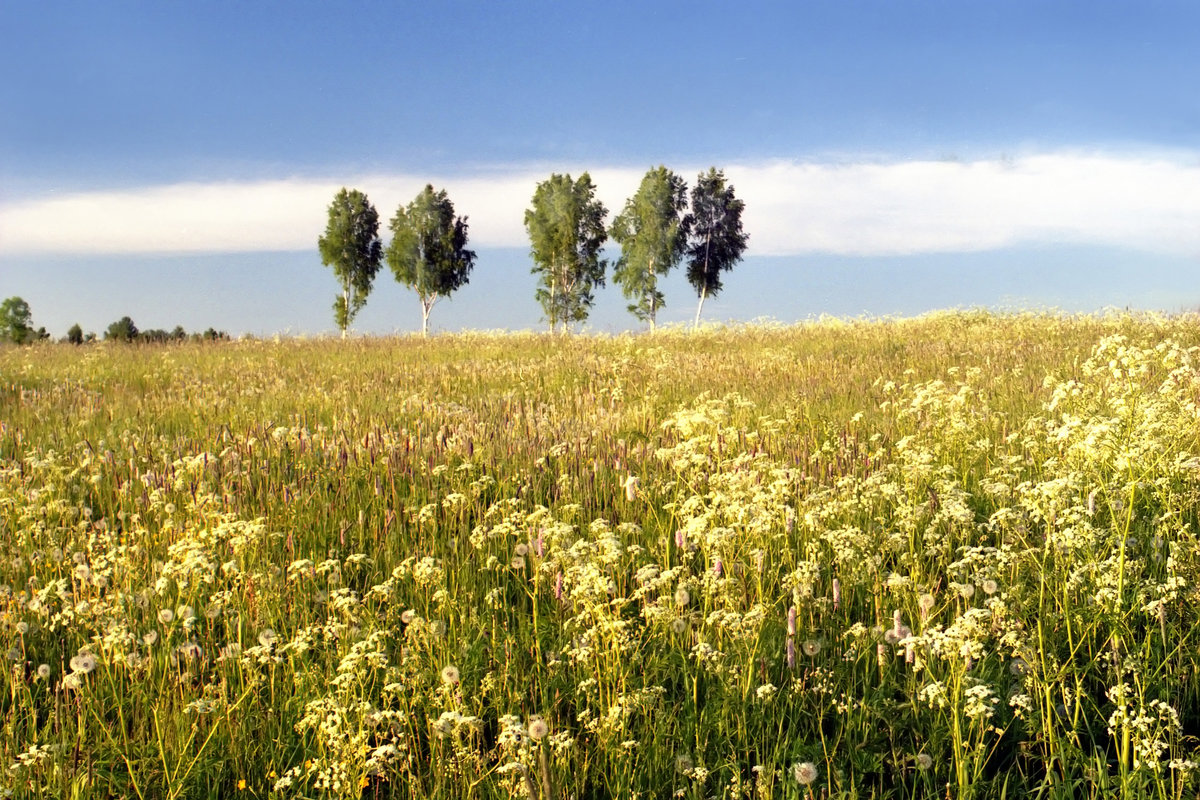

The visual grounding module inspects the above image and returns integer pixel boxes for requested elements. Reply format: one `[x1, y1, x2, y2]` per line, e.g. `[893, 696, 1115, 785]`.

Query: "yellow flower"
[237, 779, 247, 790]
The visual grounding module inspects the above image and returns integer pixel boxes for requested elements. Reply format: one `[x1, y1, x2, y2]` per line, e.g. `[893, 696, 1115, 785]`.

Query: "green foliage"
[0, 296, 34, 344]
[66, 323, 84, 345]
[387, 185, 476, 336]
[318, 188, 383, 335]
[104, 316, 139, 342]
[685, 168, 749, 326]
[610, 167, 691, 329]
[524, 173, 608, 332]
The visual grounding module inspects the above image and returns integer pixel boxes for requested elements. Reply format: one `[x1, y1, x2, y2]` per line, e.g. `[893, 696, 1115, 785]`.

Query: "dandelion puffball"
[793, 761, 818, 785]
[528, 717, 549, 740]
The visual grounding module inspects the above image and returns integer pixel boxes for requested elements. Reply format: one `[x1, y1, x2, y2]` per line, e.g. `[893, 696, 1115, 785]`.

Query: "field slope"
[2, 312, 1200, 799]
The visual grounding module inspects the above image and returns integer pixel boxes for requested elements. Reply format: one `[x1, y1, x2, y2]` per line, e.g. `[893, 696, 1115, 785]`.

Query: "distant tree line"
[0, 298, 228, 346]
[319, 166, 747, 335]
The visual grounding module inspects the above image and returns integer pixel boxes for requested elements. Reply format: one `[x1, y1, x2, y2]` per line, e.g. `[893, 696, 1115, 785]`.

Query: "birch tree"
[685, 168, 748, 327]
[524, 173, 607, 332]
[318, 188, 383, 337]
[387, 185, 476, 336]
[610, 166, 690, 331]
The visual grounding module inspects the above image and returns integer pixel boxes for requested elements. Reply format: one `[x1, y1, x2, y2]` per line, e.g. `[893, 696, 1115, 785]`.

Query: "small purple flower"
[786, 637, 795, 669]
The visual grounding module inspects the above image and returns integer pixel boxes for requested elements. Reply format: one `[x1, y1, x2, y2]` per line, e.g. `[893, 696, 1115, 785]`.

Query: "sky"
[2, 1, 1200, 337]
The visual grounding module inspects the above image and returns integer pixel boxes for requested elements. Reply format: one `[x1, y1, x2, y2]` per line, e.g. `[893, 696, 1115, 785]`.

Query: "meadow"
[2, 311, 1200, 799]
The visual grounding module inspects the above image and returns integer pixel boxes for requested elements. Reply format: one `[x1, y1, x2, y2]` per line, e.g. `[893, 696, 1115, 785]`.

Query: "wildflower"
[670, 618, 688, 635]
[15, 621, 28, 635]
[981, 579, 999, 595]
[36, 664, 50, 680]
[675, 753, 695, 774]
[514, 542, 529, 557]
[258, 629, 278, 648]
[158, 608, 175, 625]
[802, 639, 821, 657]
[793, 760, 818, 785]
[958, 583, 976, 599]
[528, 717, 549, 740]
[429, 619, 446, 637]
[915, 752, 933, 770]
[237, 779, 247, 790]
[440, 664, 460, 685]
[143, 631, 159, 647]
[787, 606, 797, 636]
[832, 578, 841, 609]
[918, 593, 936, 618]
[674, 587, 691, 607]
[786, 637, 796, 669]
[62, 673, 82, 690]
[400, 608, 416, 624]
[511, 555, 526, 570]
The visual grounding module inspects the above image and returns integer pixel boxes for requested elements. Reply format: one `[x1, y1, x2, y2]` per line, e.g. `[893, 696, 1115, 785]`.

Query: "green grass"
[2, 311, 1200, 799]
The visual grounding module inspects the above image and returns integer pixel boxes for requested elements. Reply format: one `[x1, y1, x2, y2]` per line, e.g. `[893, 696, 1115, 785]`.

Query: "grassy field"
[3, 311, 1200, 799]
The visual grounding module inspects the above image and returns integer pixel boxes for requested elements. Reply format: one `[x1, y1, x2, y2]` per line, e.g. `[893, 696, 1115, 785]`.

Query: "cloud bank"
[4, 153, 1200, 258]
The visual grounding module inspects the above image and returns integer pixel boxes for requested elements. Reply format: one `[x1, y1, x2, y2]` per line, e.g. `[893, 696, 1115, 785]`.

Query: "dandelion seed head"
[528, 717, 549, 740]
[916, 752, 933, 770]
[69, 652, 97, 674]
[793, 760, 818, 785]
[440, 664, 460, 685]
[258, 629, 278, 648]
[674, 587, 691, 607]
[802, 639, 822, 657]
[158, 608, 175, 625]
[36, 663, 50, 680]
[982, 579, 999, 595]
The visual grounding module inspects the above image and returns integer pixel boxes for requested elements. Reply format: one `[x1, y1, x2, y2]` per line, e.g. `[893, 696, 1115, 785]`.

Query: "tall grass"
[2, 311, 1199, 799]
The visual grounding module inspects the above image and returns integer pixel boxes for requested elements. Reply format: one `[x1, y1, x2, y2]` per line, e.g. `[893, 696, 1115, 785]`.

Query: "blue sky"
[2, 1, 1200, 336]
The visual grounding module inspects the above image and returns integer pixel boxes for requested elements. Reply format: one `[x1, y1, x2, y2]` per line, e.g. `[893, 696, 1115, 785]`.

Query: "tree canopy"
[104, 316, 139, 342]
[610, 167, 691, 330]
[387, 185, 476, 337]
[318, 188, 383, 336]
[0, 297, 34, 344]
[524, 173, 608, 332]
[685, 168, 749, 327]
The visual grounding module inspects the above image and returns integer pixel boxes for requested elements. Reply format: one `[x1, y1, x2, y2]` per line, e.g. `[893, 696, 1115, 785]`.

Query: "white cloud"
[3, 153, 1200, 257]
